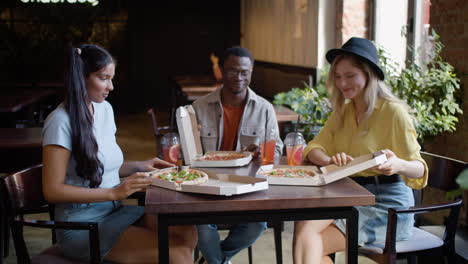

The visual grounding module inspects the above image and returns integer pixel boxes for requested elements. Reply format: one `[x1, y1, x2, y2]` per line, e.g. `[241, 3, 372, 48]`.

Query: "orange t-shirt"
[220, 104, 245, 151]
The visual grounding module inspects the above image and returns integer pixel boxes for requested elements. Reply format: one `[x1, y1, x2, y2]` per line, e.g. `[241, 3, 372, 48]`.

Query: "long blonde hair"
[326, 54, 403, 122]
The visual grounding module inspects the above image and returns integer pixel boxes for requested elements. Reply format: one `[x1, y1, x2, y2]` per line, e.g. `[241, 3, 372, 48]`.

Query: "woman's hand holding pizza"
[138, 157, 175, 172]
[111, 172, 152, 200]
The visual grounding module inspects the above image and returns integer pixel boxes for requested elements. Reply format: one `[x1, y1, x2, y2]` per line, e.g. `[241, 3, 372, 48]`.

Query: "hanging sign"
[20, 0, 99, 7]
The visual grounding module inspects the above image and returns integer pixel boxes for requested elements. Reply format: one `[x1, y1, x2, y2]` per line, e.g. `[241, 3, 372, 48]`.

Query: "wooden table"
[0, 88, 55, 113]
[0, 128, 42, 173]
[273, 105, 299, 138]
[0, 128, 42, 148]
[145, 159, 375, 264]
[274, 105, 299, 122]
[174, 75, 222, 101]
[0, 88, 57, 128]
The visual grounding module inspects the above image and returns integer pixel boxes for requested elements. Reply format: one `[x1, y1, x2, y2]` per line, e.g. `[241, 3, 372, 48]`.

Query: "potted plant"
[378, 30, 463, 142]
[273, 66, 332, 142]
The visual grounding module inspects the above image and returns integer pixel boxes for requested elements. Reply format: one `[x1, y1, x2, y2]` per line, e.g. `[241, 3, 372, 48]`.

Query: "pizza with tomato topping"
[196, 152, 249, 161]
[149, 168, 209, 186]
[258, 168, 318, 178]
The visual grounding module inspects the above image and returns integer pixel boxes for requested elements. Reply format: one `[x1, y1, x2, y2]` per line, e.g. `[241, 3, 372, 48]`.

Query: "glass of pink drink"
[160, 132, 180, 164]
[284, 132, 305, 166]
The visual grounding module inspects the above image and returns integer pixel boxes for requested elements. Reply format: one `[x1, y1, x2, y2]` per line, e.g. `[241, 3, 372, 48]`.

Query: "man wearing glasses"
[192, 47, 283, 264]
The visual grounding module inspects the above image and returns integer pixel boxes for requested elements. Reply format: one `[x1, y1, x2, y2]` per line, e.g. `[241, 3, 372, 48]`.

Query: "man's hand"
[243, 143, 261, 158]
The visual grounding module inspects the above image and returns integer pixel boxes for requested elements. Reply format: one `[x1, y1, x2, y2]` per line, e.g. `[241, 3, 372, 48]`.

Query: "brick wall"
[424, 0, 468, 228]
[336, 0, 370, 45]
[424, 0, 468, 162]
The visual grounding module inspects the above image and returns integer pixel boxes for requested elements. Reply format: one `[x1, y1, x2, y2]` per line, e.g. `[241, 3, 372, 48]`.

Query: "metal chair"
[358, 152, 467, 264]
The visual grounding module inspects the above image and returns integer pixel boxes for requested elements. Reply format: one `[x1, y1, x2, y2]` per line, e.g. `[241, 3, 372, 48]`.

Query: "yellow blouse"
[304, 98, 428, 189]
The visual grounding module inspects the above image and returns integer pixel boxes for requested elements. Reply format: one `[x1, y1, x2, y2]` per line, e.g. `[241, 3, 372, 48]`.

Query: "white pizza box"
[257, 151, 388, 186]
[176, 105, 252, 167]
[150, 167, 268, 196]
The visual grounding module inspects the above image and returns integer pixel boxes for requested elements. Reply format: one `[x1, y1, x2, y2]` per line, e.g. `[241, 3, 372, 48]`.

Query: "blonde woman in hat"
[293, 37, 428, 264]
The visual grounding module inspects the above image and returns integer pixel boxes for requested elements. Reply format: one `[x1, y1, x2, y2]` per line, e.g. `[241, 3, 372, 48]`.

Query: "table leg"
[345, 207, 359, 264]
[273, 220, 283, 264]
[158, 215, 169, 264]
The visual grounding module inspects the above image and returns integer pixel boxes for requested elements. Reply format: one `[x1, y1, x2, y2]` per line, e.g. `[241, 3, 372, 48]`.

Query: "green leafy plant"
[273, 66, 332, 141]
[274, 30, 462, 142]
[378, 30, 463, 141]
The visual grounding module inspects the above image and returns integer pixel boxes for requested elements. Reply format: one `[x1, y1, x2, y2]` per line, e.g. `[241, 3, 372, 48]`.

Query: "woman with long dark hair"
[42, 44, 197, 263]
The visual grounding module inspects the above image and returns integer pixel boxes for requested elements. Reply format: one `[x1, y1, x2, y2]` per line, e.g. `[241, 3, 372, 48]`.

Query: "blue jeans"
[334, 181, 415, 246]
[55, 201, 144, 261]
[197, 222, 267, 264]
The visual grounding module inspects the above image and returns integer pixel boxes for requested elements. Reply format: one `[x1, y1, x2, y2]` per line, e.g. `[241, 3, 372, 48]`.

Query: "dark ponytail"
[64, 44, 114, 188]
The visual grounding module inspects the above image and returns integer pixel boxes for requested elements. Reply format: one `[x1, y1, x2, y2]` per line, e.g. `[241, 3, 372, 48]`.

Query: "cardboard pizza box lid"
[149, 167, 268, 196]
[182, 170, 268, 196]
[258, 151, 387, 186]
[176, 105, 252, 167]
[176, 106, 203, 165]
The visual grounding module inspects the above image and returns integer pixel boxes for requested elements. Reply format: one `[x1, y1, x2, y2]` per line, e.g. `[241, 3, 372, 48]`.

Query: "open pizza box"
[150, 167, 268, 196]
[257, 151, 388, 186]
[176, 105, 252, 167]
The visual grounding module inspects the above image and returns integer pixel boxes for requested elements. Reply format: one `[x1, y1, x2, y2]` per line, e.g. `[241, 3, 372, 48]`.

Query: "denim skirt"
[54, 200, 145, 261]
[334, 181, 415, 246]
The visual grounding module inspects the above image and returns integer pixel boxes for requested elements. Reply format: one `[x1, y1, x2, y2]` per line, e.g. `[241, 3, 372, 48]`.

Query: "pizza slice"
[195, 152, 248, 161]
[150, 168, 209, 186]
[258, 168, 318, 178]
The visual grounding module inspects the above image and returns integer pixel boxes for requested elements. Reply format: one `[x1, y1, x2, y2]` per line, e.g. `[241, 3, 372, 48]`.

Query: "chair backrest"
[147, 108, 176, 158]
[2, 164, 47, 215]
[421, 151, 467, 191]
[147, 108, 175, 136]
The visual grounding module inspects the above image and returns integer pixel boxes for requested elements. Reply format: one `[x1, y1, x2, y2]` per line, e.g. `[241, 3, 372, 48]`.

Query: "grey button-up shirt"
[192, 87, 283, 157]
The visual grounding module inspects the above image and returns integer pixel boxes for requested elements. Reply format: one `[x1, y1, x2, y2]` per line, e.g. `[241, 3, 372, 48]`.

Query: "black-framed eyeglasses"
[225, 69, 252, 78]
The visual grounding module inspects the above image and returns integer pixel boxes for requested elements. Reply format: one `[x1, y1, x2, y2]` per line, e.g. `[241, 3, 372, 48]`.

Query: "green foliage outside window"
[273, 66, 331, 141]
[378, 30, 463, 141]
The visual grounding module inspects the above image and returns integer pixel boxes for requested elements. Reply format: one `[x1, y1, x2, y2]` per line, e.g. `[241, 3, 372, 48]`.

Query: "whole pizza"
[150, 168, 209, 186]
[258, 168, 318, 178]
[196, 152, 248, 161]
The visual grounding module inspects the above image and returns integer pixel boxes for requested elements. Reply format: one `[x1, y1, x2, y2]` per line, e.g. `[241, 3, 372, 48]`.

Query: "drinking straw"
[264, 110, 268, 161]
[290, 115, 300, 165]
[293, 115, 300, 148]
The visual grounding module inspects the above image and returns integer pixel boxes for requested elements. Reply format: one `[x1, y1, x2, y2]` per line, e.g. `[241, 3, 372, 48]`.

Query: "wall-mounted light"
[20, 0, 99, 7]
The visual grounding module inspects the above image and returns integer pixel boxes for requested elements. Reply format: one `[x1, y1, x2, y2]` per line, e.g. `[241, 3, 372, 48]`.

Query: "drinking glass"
[260, 129, 276, 164]
[284, 132, 305, 166]
[160, 132, 180, 164]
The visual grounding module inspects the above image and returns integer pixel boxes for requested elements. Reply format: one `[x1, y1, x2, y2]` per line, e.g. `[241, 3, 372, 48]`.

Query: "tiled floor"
[7, 111, 458, 264]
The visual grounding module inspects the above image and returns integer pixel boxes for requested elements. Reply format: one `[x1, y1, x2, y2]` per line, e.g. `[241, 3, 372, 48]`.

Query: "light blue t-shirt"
[42, 101, 123, 188]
